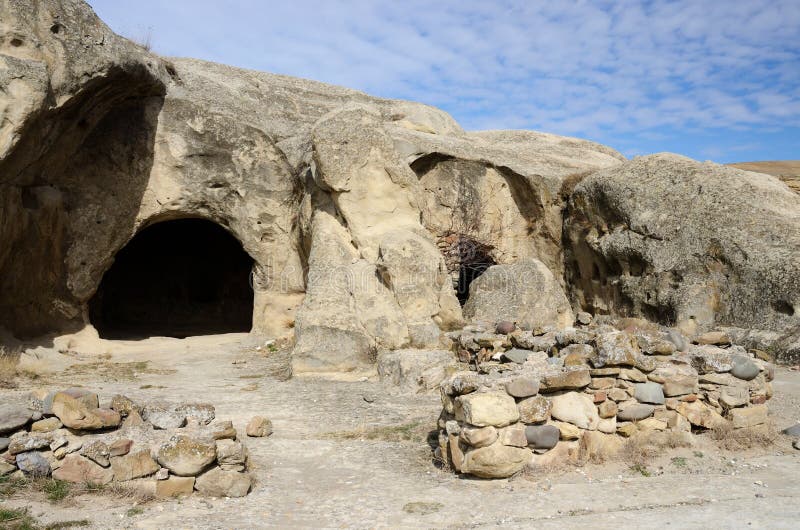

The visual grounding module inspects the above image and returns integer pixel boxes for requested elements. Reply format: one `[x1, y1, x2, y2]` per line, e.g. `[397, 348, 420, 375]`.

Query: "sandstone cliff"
[1, 0, 798, 366]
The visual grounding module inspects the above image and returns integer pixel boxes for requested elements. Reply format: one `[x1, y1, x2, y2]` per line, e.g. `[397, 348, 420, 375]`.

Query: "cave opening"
[89, 218, 254, 339]
[438, 233, 496, 306]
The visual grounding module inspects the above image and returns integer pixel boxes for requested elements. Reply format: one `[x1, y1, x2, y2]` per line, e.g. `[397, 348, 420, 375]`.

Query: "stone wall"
[437, 318, 773, 478]
[0, 389, 271, 497]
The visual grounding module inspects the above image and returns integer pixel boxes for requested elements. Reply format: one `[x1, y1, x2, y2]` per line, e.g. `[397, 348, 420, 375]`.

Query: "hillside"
[729, 161, 800, 194]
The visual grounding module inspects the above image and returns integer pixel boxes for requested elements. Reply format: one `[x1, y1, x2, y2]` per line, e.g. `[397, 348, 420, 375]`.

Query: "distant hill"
[728, 161, 800, 194]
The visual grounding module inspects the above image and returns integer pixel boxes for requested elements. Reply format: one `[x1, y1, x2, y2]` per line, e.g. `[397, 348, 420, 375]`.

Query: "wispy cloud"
[89, 0, 800, 162]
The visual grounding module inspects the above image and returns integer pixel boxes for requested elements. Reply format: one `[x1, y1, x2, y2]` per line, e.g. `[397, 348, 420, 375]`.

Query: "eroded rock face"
[565, 154, 800, 363]
[1, 0, 798, 371]
[463, 259, 574, 330]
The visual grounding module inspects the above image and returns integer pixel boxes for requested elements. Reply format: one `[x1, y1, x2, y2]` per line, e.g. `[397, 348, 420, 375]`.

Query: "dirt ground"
[2, 333, 799, 529]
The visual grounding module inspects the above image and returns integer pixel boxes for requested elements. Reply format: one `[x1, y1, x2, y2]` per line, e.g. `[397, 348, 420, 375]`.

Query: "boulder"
[111, 450, 160, 481]
[175, 403, 215, 425]
[597, 417, 617, 434]
[156, 435, 217, 477]
[8, 433, 50, 455]
[142, 402, 186, 430]
[463, 259, 574, 330]
[53, 454, 113, 485]
[460, 442, 532, 478]
[155, 476, 195, 498]
[216, 440, 247, 466]
[580, 431, 623, 461]
[455, 392, 519, 428]
[246, 416, 273, 438]
[15, 452, 51, 477]
[377, 349, 455, 392]
[504, 377, 540, 398]
[43, 389, 99, 415]
[730, 355, 760, 381]
[0, 461, 15, 476]
[460, 426, 498, 448]
[517, 395, 551, 424]
[634, 382, 665, 405]
[540, 368, 591, 392]
[0, 405, 32, 435]
[525, 425, 560, 449]
[598, 400, 618, 419]
[82, 441, 110, 468]
[51, 392, 120, 430]
[549, 420, 581, 440]
[719, 386, 749, 408]
[565, 154, 800, 364]
[549, 392, 599, 430]
[110, 395, 141, 417]
[195, 467, 253, 497]
[730, 405, 768, 429]
[108, 439, 133, 457]
[590, 332, 641, 368]
[209, 420, 237, 440]
[497, 424, 528, 448]
[675, 401, 727, 429]
[30, 417, 62, 433]
[617, 403, 655, 422]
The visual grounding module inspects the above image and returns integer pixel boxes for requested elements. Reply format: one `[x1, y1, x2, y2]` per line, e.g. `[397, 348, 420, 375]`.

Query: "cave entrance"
[89, 218, 254, 339]
[439, 233, 496, 306]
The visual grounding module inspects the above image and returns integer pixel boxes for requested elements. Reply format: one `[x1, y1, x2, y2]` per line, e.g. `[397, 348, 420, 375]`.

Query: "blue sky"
[89, 0, 799, 162]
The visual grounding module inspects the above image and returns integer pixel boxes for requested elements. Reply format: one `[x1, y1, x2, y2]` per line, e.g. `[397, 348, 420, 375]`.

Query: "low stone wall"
[0, 389, 272, 497]
[437, 320, 774, 478]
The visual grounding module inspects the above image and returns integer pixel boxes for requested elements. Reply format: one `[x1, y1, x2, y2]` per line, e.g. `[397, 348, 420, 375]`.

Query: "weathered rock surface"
[195, 467, 253, 497]
[566, 154, 800, 363]
[15, 451, 50, 477]
[156, 435, 217, 477]
[377, 349, 455, 392]
[53, 454, 113, 485]
[0, 0, 797, 374]
[463, 259, 574, 330]
[550, 392, 599, 430]
[460, 442, 532, 478]
[111, 450, 160, 481]
[455, 392, 519, 428]
[245, 416, 273, 438]
[0, 405, 32, 435]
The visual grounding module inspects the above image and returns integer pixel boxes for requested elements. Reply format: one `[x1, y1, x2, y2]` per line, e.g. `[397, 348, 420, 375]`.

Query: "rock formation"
[1, 0, 798, 370]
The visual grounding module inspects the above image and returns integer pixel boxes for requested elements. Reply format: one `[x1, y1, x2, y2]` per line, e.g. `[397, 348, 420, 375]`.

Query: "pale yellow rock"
[548, 420, 581, 440]
[730, 405, 768, 429]
[517, 395, 551, 424]
[460, 425, 498, 448]
[675, 401, 727, 429]
[460, 442, 532, 478]
[155, 476, 195, 498]
[636, 417, 667, 432]
[52, 454, 113, 485]
[580, 430, 624, 461]
[597, 417, 617, 434]
[448, 433, 464, 472]
[550, 392, 599, 430]
[617, 423, 638, 437]
[455, 392, 519, 428]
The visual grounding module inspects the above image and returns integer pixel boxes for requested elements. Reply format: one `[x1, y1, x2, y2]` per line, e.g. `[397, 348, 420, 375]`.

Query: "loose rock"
[246, 416, 273, 437]
[157, 435, 217, 477]
[195, 467, 253, 497]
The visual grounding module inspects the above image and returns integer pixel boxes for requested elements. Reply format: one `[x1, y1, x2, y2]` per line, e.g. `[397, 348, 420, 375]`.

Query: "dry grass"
[710, 421, 779, 450]
[1, 474, 154, 508]
[0, 346, 19, 388]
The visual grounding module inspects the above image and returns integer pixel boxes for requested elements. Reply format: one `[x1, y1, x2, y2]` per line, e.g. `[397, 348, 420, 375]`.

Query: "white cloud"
[90, 0, 800, 156]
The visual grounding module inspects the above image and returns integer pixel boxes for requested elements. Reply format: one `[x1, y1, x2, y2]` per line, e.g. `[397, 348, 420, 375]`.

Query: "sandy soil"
[2, 333, 799, 529]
